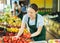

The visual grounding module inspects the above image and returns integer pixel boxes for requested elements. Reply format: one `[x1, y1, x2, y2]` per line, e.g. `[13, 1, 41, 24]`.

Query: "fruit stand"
[44, 15, 60, 38]
[0, 12, 33, 43]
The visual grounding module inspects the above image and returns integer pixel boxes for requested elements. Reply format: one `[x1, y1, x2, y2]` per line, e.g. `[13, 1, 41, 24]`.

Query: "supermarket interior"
[0, 0, 60, 43]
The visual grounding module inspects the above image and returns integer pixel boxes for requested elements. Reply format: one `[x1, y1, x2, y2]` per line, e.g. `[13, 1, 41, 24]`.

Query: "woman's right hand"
[12, 36, 19, 40]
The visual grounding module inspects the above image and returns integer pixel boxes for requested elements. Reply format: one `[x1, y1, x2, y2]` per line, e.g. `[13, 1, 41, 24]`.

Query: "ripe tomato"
[4, 42, 8, 43]
[0, 40, 2, 43]
[17, 40, 20, 43]
[9, 33, 14, 36]
[24, 41, 28, 43]
[12, 37, 17, 43]
[23, 33, 31, 39]
[3, 36, 8, 42]
[8, 39, 12, 43]
[19, 41, 23, 43]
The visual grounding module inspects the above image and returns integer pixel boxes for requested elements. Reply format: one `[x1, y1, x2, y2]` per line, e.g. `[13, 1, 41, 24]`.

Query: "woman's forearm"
[31, 26, 42, 37]
[31, 31, 40, 37]
[16, 23, 25, 37]
[16, 27, 24, 37]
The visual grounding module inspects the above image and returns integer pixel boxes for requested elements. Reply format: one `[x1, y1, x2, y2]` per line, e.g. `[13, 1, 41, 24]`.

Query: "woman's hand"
[12, 36, 19, 40]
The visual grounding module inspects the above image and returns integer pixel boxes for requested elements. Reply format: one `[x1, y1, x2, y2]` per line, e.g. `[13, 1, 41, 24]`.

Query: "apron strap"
[28, 14, 38, 27]
[35, 14, 37, 27]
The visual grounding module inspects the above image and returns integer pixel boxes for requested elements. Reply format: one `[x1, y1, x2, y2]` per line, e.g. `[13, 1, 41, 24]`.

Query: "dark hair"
[29, 4, 38, 11]
[14, 1, 17, 4]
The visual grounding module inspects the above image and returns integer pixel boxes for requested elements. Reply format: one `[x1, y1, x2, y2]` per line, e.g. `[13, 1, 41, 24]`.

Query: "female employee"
[15, 4, 46, 41]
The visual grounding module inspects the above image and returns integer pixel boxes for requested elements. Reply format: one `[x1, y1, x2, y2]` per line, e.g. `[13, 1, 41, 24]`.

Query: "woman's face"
[14, 3, 17, 7]
[27, 7, 37, 18]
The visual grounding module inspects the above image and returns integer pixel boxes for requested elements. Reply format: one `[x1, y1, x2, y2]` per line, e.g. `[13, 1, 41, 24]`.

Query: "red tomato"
[22, 39, 25, 43]
[17, 40, 20, 43]
[8, 39, 12, 43]
[4, 42, 8, 43]
[12, 37, 17, 43]
[9, 33, 14, 36]
[24, 41, 28, 43]
[23, 33, 31, 39]
[18, 37, 22, 40]
[9, 36, 12, 40]
[0, 40, 2, 43]
[19, 41, 23, 43]
[3, 36, 8, 42]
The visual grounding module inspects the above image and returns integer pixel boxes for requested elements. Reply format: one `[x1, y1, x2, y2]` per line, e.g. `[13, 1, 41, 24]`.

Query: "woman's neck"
[30, 15, 36, 20]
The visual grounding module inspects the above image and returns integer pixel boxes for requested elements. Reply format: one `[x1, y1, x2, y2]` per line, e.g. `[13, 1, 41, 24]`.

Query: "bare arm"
[31, 26, 43, 37]
[13, 7, 16, 15]
[18, 6, 21, 14]
[16, 22, 25, 37]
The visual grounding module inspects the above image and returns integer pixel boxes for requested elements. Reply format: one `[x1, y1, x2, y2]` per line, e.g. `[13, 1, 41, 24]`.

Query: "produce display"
[44, 17, 60, 36]
[0, 29, 32, 43]
[0, 12, 21, 33]
[2, 36, 32, 43]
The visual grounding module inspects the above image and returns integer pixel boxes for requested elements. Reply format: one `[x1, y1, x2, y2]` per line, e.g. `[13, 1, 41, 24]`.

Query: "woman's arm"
[16, 22, 25, 37]
[13, 7, 16, 15]
[31, 26, 43, 37]
[18, 6, 21, 14]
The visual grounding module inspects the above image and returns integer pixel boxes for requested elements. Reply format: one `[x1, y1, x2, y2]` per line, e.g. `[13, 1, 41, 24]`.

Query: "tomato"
[9, 36, 12, 40]
[17, 40, 20, 43]
[23, 33, 31, 39]
[24, 41, 28, 43]
[4, 42, 8, 43]
[22, 39, 25, 43]
[13, 41, 16, 43]
[0, 40, 2, 43]
[19, 41, 23, 43]
[8, 39, 12, 43]
[12, 37, 17, 43]
[9, 33, 14, 36]
[18, 37, 22, 40]
[3, 36, 8, 42]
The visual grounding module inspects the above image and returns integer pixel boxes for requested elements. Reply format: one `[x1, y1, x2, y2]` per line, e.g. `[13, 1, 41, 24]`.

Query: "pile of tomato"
[2, 36, 32, 43]
[2, 32, 31, 43]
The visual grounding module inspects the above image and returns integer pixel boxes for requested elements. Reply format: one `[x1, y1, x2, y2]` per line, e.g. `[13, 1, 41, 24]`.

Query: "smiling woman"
[15, 4, 46, 41]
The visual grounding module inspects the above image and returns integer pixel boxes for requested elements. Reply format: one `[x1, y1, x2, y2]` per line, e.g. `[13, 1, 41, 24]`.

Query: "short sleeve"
[22, 14, 28, 23]
[38, 15, 44, 27]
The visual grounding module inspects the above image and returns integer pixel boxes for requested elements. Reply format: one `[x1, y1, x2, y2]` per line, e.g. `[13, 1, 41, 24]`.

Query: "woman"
[15, 4, 46, 41]
[13, 1, 23, 20]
